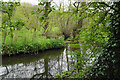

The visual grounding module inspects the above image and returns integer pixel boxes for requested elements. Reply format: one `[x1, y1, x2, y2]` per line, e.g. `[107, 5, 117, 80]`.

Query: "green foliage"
[87, 2, 120, 79]
[1, 1, 120, 79]
[56, 71, 72, 78]
[11, 3, 40, 30]
[1, 1, 20, 18]
[58, 2, 120, 79]
[37, 1, 55, 22]
[38, 2, 45, 6]
[1, 2, 66, 56]
[2, 29, 65, 55]
[48, 10, 74, 39]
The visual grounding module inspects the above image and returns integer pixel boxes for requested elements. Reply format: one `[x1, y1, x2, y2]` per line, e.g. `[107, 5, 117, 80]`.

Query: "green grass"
[0, 31, 2, 52]
[2, 29, 65, 56]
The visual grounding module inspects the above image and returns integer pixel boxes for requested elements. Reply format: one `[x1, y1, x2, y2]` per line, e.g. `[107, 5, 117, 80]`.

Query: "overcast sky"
[2, 0, 118, 6]
[2, 0, 72, 5]
[2, 0, 76, 10]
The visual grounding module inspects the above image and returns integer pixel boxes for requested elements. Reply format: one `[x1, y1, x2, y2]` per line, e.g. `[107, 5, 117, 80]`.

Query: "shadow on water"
[0, 44, 96, 79]
[2, 49, 64, 66]
[0, 48, 73, 79]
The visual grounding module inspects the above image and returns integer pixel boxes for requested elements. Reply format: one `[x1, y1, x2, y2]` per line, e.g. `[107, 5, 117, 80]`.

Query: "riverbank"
[2, 37, 65, 56]
[1, 27, 66, 56]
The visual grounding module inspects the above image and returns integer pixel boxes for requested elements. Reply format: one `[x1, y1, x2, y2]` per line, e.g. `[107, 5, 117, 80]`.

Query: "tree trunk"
[73, 2, 86, 39]
[32, 28, 36, 41]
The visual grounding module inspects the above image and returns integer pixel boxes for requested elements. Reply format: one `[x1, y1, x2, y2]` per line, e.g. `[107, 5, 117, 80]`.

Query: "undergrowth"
[2, 29, 65, 56]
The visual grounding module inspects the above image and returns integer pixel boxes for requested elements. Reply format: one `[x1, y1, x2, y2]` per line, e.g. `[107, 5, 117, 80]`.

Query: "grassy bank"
[2, 29, 65, 56]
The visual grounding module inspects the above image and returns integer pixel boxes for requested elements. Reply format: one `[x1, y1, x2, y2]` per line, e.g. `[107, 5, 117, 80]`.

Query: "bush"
[2, 30, 65, 56]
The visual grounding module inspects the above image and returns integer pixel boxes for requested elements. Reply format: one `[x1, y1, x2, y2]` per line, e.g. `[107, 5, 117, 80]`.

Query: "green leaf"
[38, 2, 45, 6]
[31, 11, 35, 15]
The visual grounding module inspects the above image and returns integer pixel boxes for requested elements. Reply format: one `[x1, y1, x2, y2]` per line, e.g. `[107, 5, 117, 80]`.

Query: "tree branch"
[0, 10, 6, 13]
[99, 2, 117, 12]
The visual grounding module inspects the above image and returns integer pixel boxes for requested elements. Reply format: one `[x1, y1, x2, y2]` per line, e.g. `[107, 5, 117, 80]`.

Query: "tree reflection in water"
[0, 48, 74, 79]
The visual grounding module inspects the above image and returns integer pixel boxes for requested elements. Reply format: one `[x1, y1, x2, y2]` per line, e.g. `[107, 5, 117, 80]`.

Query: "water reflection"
[0, 48, 72, 79]
[0, 44, 96, 79]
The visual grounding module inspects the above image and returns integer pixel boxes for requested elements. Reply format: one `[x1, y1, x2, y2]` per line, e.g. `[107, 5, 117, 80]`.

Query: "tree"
[56, 1, 120, 79]
[72, 2, 86, 39]
[48, 10, 74, 40]
[1, 1, 20, 44]
[12, 3, 42, 41]
[37, 0, 54, 37]
[87, 2, 120, 79]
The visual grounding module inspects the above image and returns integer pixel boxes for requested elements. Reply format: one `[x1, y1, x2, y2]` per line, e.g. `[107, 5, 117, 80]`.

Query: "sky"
[1, 0, 119, 7]
[1, 0, 71, 5]
[1, 0, 75, 10]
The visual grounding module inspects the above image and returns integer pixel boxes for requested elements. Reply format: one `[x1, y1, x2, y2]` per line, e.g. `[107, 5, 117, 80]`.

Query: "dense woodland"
[0, 0, 120, 79]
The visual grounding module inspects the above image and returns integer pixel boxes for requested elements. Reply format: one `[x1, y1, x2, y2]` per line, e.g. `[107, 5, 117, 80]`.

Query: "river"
[0, 44, 97, 79]
[0, 48, 74, 79]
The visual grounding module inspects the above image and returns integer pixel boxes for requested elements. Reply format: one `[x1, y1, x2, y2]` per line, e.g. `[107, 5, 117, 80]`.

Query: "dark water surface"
[0, 48, 73, 79]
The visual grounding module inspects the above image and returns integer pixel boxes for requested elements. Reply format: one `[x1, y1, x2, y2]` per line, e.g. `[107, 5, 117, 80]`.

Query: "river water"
[0, 44, 97, 79]
[0, 48, 74, 79]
